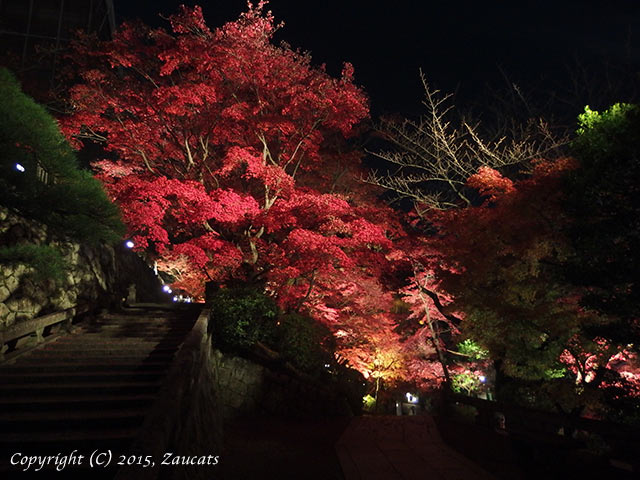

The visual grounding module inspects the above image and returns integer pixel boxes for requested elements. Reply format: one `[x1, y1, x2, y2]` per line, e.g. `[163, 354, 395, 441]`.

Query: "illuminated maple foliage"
[60, 2, 423, 385]
[62, 3, 383, 297]
[372, 82, 640, 410]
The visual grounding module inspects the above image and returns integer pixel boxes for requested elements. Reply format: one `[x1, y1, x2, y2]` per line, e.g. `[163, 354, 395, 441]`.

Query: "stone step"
[0, 409, 146, 432]
[90, 318, 193, 328]
[25, 349, 180, 359]
[0, 394, 156, 413]
[0, 370, 164, 384]
[0, 407, 148, 422]
[61, 337, 187, 345]
[68, 324, 188, 332]
[36, 345, 179, 355]
[0, 305, 199, 480]
[3, 357, 172, 370]
[74, 325, 189, 334]
[70, 330, 189, 339]
[81, 318, 188, 325]
[0, 361, 170, 374]
[70, 322, 186, 329]
[90, 319, 189, 327]
[98, 312, 185, 318]
[40, 341, 182, 351]
[17, 352, 175, 363]
[51, 336, 184, 344]
[0, 380, 161, 397]
[0, 426, 138, 446]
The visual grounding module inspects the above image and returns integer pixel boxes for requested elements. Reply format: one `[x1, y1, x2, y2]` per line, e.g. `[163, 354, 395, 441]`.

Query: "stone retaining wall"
[0, 206, 162, 329]
[214, 350, 351, 420]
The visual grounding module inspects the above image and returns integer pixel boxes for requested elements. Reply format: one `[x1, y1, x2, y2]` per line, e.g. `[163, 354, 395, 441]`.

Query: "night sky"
[117, 1, 640, 117]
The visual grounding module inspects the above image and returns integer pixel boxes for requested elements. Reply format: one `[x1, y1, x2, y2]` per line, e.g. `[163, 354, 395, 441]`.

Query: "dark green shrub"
[0, 243, 67, 282]
[0, 67, 124, 246]
[566, 103, 640, 324]
[335, 362, 366, 415]
[208, 287, 278, 351]
[274, 312, 333, 375]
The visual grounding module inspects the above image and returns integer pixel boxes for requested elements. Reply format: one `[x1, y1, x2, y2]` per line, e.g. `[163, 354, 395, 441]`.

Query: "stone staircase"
[0, 305, 198, 479]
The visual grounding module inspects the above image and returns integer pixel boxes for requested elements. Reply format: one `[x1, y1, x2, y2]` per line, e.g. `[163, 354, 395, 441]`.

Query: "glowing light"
[15, 163, 25, 172]
[124, 240, 134, 249]
[162, 285, 172, 293]
[479, 375, 486, 383]
[172, 296, 178, 302]
[405, 392, 419, 404]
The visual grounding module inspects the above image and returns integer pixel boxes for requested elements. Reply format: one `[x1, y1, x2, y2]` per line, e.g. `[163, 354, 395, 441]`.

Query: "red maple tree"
[62, 2, 387, 297]
[61, 3, 421, 384]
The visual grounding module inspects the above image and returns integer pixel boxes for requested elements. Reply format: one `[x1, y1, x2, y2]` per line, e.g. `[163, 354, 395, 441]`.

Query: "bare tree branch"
[366, 71, 567, 212]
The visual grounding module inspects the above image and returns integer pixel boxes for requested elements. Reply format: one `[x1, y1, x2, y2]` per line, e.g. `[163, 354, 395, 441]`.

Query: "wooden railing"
[442, 390, 640, 473]
[0, 306, 85, 362]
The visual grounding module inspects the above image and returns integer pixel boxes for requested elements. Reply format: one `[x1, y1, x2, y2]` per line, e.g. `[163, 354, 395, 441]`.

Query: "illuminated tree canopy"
[60, 2, 425, 386]
[59, 2, 640, 414]
[63, 3, 380, 295]
[372, 83, 640, 417]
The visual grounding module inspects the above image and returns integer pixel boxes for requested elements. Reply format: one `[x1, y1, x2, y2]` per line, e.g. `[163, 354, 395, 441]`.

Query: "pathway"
[0, 305, 196, 479]
[336, 415, 495, 480]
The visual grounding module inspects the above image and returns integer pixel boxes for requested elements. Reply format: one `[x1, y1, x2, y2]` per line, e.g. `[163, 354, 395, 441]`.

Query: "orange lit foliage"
[424, 160, 578, 379]
[423, 158, 640, 409]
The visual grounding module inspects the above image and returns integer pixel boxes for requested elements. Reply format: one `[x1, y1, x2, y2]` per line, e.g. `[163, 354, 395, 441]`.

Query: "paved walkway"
[336, 415, 495, 480]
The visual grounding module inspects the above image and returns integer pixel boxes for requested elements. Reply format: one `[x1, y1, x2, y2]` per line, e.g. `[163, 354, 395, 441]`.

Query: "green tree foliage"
[566, 104, 640, 332]
[275, 312, 334, 375]
[456, 339, 489, 361]
[450, 372, 482, 396]
[208, 287, 279, 351]
[0, 244, 67, 282]
[208, 287, 336, 376]
[0, 67, 124, 246]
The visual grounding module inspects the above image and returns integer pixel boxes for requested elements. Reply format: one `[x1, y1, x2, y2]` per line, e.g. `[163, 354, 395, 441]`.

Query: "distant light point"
[405, 392, 419, 404]
[124, 240, 134, 248]
[15, 163, 25, 172]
